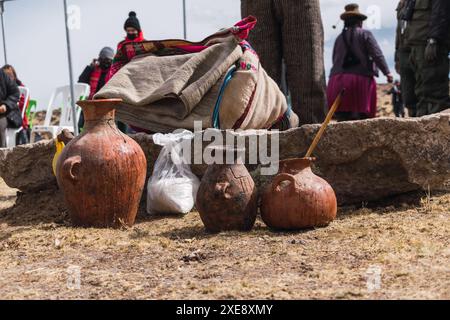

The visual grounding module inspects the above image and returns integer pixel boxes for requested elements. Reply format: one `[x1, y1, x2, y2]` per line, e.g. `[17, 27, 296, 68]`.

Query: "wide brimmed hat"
[340, 4, 367, 21]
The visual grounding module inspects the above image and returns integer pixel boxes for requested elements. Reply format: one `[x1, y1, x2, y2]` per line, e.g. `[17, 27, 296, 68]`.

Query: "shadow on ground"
[1, 181, 447, 229]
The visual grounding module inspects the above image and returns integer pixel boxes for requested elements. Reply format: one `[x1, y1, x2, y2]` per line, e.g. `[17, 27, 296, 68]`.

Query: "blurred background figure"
[104, 11, 146, 134]
[403, 0, 450, 116]
[2, 64, 30, 144]
[389, 80, 405, 118]
[241, 0, 327, 126]
[123, 10, 144, 42]
[78, 46, 115, 132]
[0, 67, 20, 148]
[395, 0, 417, 117]
[107, 11, 146, 83]
[327, 4, 393, 122]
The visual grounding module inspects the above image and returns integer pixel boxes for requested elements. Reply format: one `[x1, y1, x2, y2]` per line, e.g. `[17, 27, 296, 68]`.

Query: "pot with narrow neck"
[261, 157, 337, 230]
[196, 146, 257, 233]
[56, 99, 147, 228]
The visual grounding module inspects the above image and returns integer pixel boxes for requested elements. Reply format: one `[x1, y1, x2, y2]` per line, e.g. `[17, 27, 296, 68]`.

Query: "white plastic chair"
[6, 86, 30, 148]
[30, 84, 90, 143]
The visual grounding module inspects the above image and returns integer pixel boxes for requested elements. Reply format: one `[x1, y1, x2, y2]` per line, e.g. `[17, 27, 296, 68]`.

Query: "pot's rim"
[276, 157, 316, 173]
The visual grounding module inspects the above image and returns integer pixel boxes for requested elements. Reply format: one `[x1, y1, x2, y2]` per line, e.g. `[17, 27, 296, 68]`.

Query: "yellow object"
[52, 139, 65, 176]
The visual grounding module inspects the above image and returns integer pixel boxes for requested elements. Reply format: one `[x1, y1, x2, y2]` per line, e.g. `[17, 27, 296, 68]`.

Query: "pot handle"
[272, 173, 297, 194]
[215, 182, 232, 200]
[62, 156, 81, 184]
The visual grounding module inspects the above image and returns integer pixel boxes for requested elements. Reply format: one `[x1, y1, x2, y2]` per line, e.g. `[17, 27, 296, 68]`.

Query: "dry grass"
[0, 177, 449, 300]
[1, 87, 447, 299]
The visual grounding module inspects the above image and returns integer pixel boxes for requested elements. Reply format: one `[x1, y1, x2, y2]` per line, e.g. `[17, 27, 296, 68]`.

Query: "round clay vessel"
[261, 158, 337, 230]
[56, 99, 147, 228]
[196, 147, 257, 233]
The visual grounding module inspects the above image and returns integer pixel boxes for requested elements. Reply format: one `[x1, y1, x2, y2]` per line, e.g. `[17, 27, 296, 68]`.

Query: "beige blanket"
[95, 39, 298, 132]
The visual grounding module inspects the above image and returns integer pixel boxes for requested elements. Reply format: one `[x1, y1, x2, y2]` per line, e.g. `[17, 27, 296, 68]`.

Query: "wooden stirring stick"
[305, 89, 345, 158]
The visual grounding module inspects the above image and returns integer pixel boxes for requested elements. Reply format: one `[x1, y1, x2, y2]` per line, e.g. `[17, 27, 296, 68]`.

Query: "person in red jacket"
[78, 47, 114, 100]
[105, 11, 146, 133]
[106, 11, 146, 82]
[78, 47, 114, 131]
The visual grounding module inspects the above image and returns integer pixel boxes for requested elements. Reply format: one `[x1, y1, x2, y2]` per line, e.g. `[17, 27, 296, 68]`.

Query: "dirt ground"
[0, 86, 448, 300]
[0, 177, 449, 300]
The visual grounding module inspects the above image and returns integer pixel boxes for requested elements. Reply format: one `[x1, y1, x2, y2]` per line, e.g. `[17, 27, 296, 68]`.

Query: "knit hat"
[340, 4, 367, 21]
[124, 11, 141, 32]
[99, 47, 115, 60]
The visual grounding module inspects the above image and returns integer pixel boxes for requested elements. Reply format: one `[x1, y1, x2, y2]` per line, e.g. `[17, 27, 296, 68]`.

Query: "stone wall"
[1, 112, 449, 205]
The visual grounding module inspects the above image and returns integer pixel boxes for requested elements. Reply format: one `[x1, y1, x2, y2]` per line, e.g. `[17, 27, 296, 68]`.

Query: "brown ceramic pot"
[196, 148, 257, 233]
[56, 99, 147, 228]
[261, 158, 337, 230]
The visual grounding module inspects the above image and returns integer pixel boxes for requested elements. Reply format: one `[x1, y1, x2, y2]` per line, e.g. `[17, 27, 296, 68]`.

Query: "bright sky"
[2, 0, 398, 110]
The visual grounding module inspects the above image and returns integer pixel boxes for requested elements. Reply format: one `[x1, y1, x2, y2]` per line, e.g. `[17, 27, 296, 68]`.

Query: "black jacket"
[406, 0, 450, 46]
[429, 0, 450, 42]
[0, 69, 20, 119]
[78, 65, 94, 84]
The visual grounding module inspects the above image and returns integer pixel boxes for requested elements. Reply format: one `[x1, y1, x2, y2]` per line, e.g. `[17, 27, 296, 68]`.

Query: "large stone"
[0, 112, 449, 205]
[0, 140, 56, 192]
[278, 113, 450, 204]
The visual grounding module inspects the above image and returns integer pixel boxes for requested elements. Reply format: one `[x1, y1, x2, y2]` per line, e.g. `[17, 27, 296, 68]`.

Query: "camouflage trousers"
[410, 45, 450, 116]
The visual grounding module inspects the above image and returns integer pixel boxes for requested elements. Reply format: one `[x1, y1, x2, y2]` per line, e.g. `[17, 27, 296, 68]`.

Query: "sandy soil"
[0, 177, 449, 300]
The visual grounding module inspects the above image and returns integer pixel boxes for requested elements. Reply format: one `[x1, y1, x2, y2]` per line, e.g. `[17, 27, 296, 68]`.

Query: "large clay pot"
[56, 99, 147, 228]
[261, 158, 337, 230]
[196, 147, 257, 233]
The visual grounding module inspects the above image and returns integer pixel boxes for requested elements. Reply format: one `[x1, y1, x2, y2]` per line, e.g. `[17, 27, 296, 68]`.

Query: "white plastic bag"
[147, 131, 200, 215]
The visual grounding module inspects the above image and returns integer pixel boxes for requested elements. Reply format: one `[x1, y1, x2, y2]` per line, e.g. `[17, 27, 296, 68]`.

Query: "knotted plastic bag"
[147, 131, 200, 215]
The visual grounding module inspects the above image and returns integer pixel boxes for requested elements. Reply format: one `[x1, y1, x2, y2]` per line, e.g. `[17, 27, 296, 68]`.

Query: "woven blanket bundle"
[95, 16, 299, 132]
